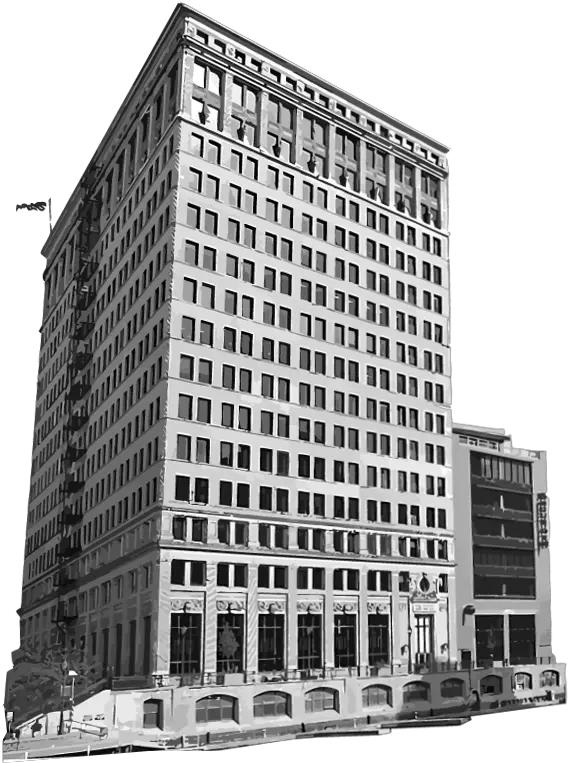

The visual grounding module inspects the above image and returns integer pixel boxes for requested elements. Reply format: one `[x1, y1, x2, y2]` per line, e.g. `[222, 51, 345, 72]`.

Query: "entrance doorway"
[414, 614, 434, 666]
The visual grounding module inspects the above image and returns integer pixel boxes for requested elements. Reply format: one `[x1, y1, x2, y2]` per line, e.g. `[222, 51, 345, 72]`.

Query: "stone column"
[326, 120, 336, 181]
[390, 585, 402, 671]
[287, 566, 298, 671]
[359, 576, 369, 668]
[385, 151, 396, 208]
[246, 565, 258, 674]
[503, 610, 511, 666]
[358, 134, 367, 196]
[154, 550, 173, 674]
[413, 166, 422, 221]
[293, 107, 304, 166]
[324, 571, 335, 668]
[221, 72, 233, 134]
[203, 561, 218, 673]
[259, 90, 270, 158]
[180, 50, 195, 116]
[439, 171, 449, 231]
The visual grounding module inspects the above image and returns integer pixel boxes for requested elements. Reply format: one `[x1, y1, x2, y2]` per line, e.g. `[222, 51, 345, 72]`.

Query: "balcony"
[63, 445, 86, 464]
[474, 564, 535, 578]
[472, 533, 534, 550]
[62, 506, 83, 525]
[62, 477, 85, 495]
[73, 321, 94, 341]
[57, 572, 78, 592]
[69, 381, 91, 402]
[67, 411, 89, 431]
[76, 288, 96, 312]
[59, 537, 82, 559]
[69, 351, 93, 372]
[472, 503, 532, 522]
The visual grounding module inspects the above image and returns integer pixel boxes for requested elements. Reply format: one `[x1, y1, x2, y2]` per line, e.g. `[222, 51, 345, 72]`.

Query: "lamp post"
[68, 670, 78, 731]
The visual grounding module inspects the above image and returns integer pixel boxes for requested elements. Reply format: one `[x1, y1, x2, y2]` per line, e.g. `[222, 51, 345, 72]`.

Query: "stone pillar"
[203, 561, 218, 673]
[358, 134, 367, 196]
[503, 610, 511, 666]
[413, 166, 422, 221]
[259, 90, 270, 159]
[180, 50, 195, 116]
[154, 550, 172, 674]
[248, 521, 260, 550]
[439, 172, 449, 231]
[386, 151, 396, 208]
[359, 578, 369, 668]
[326, 120, 336, 181]
[390, 586, 402, 671]
[324, 573, 335, 668]
[288, 566, 298, 671]
[221, 71, 233, 135]
[293, 107, 304, 166]
[246, 566, 258, 674]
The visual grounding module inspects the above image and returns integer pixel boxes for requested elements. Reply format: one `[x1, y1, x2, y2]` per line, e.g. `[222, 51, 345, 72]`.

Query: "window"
[195, 695, 237, 724]
[253, 691, 290, 718]
[170, 612, 202, 675]
[402, 681, 430, 703]
[305, 688, 338, 713]
[362, 684, 391, 707]
[143, 699, 163, 730]
[480, 675, 503, 695]
[440, 679, 465, 699]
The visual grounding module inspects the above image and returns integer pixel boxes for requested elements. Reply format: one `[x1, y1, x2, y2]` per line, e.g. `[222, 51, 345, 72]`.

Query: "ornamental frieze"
[258, 601, 285, 614]
[171, 599, 203, 612]
[367, 601, 390, 614]
[333, 601, 357, 613]
[216, 600, 245, 612]
[297, 600, 323, 613]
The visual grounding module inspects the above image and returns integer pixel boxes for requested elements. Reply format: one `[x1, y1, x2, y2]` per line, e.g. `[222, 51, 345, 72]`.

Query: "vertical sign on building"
[536, 493, 549, 550]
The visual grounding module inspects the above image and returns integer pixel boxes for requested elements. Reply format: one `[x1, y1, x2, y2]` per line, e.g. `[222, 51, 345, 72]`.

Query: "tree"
[4, 643, 100, 726]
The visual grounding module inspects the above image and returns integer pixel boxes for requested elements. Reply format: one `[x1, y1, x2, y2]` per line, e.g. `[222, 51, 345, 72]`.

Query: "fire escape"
[54, 163, 101, 656]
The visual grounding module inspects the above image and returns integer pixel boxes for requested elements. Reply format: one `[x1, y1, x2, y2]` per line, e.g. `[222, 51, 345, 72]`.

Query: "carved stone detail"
[367, 601, 390, 614]
[171, 599, 202, 612]
[216, 600, 245, 612]
[333, 601, 357, 613]
[297, 601, 323, 614]
[258, 601, 285, 614]
[227, 45, 236, 58]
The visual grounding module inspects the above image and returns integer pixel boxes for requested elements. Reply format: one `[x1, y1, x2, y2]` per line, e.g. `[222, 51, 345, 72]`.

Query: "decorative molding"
[333, 601, 357, 613]
[297, 600, 323, 614]
[399, 602, 407, 611]
[367, 601, 390, 614]
[216, 600, 245, 612]
[258, 601, 285, 614]
[171, 599, 202, 613]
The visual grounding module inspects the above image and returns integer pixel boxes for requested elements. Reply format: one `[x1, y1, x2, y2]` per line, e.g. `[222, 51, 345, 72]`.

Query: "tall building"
[6, 4, 563, 751]
[452, 424, 556, 672]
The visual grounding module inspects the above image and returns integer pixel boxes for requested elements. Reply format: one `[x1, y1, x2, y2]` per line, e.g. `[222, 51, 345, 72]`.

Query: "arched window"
[480, 675, 503, 695]
[402, 681, 430, 703]
[253, 692, 291, 718]
[305, 688, 338, 714]
[514, 672, 532, 691]
[540, 670, 559, 688]
[440, 679, 465, 699]
[362, 684, 392, 708]
[195, 695, 237, 724]
[143, 699, 163, 729]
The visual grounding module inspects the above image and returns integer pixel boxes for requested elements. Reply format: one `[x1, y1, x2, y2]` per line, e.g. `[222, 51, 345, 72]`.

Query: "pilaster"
[154, 550, 172, 674]
[324, 572, 334, 668]
[293, 107, 304, 166]
[326, 121, 336, 181]
[180, 50, 195, 117]
[246, 565, 258, 673]
[287, 567, 298, 670]
[221, 71, 233, 134]
[203, 561, 218, 673]
[413, 166, 422, 221]
[386, 151, 396, 208]
[359, 577, 369, 667]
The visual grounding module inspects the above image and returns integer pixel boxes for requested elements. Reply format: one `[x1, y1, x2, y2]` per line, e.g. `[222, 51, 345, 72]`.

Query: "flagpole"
[48, 198, 53, 232]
